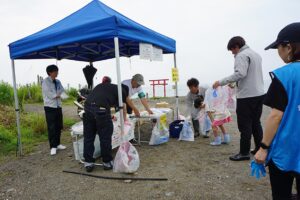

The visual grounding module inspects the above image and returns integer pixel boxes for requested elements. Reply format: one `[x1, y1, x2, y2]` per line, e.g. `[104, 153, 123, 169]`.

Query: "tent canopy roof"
[9, 0, 176, 62]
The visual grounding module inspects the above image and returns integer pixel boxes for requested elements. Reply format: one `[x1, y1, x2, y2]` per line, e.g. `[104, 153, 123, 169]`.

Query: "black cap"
[265, 22, 300, 50]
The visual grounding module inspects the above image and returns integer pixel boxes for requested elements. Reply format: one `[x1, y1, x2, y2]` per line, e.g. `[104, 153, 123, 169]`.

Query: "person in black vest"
[83, 83, 129, 172]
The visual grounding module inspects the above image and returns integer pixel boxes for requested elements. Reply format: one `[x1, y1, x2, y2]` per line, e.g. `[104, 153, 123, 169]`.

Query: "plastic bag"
[198, 110, 212, 134]
[205, 87, 227, 113]
[113, 141, 140, 173]
[178, 120, 194, 141]
[149, 114, 169, 145]
[224, 86, 236, 111]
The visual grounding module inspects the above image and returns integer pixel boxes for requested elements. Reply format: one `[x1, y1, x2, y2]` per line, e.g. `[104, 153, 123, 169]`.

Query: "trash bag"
[204, 87, 227, 113]
[149, 114, 169, 145]
[113, 141, 140, 173]
[169, 120, 184, 138]
[178, 120, 194, 141]
[198, 110, 212, 133]
[149, 124, 169, 145]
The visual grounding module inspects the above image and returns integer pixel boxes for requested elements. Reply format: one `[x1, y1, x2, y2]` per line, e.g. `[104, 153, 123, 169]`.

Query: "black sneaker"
[194, 132, 200, 138]
[229, 153, 250, 161]
[85, 165, 94, 173]
[103, 161, 113, 170]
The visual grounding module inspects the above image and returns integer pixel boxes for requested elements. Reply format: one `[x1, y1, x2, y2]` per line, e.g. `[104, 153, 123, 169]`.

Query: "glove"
[250, 160, 266, 179]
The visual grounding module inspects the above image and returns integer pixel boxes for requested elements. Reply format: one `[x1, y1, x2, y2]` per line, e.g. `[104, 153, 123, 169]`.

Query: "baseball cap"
[132, 74, 145, 85]
[265, 22, 300, 50]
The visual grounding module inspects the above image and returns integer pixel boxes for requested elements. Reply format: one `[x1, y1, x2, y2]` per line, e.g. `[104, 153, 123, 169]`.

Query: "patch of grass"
[0, 81, 14, 106]
[0, 105, 77, 158]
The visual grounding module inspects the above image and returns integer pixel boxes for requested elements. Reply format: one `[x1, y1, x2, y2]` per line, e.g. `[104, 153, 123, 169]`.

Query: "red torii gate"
[149, 79, 169, 97]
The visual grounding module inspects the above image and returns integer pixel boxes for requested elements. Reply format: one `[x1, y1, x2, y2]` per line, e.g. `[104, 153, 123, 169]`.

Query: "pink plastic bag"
[113, 141, 140, 173]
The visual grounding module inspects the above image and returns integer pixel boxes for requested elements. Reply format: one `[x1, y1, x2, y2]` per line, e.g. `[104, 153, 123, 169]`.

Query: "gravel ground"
[0, 98, 277, 200]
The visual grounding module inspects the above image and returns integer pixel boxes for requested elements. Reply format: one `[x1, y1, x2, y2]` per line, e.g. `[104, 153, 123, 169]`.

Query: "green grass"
[0, 105, 77, 158]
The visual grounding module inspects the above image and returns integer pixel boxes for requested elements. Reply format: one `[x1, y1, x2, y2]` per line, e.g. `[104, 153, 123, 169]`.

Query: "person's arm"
[140, 98, 153, 114]
[125, 96, 140, 117]
[254, 108, 283, 164]
[123, 103, 127, 122]
[213, 55, 249, 88]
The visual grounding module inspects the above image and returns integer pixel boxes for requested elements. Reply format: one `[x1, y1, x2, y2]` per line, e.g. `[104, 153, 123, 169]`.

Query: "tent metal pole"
[11, 59, 23, 156]
[114, 37, 125, 135]
[173, 53, 179, 120]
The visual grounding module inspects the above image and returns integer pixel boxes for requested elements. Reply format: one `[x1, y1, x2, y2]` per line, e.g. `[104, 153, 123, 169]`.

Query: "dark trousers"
[83, 105, 113, 163]
[44, 107, 63, 148]
[236, 95, 264, 155]
[269, 160, 300, 200]
[192, 119, 200, 133]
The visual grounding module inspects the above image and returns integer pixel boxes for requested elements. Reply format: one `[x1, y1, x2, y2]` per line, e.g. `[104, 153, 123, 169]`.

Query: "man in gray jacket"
[213, 36, 265, 161]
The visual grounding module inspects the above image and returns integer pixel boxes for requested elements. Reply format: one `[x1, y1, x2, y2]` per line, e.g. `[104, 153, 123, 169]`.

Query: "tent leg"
[11, 59, 22, 156]
[114, 37, 125, 136]
[173, 54, 179, 120]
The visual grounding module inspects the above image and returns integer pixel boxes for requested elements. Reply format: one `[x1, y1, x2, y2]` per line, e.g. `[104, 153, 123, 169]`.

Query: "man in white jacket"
[42, 65, 66, 156]
[213, 36, 265, 161]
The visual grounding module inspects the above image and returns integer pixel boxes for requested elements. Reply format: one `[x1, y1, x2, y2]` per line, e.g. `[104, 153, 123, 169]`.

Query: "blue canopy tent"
[8, 0, 177, 155]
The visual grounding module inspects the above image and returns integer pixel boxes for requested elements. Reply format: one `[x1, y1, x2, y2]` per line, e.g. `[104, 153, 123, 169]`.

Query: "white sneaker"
[57, 144, 66, 150]
[222, 134, 231, 144]
[50, 148, 57, 155]
[210, 136, 222, 146]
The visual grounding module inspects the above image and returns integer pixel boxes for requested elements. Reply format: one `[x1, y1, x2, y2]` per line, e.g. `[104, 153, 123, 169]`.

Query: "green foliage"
[0, 82, 14, 106]
[66, 87, 78, 99]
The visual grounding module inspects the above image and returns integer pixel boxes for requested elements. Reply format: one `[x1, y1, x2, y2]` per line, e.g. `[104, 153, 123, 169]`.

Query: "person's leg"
[220, 124, 230, 144]
[210, 125, 221, 146]
[83, 111, 97, 163]
[236, 98, 253, 155]
[96, 114, 113, 163]
[269, 160, 294, 200]
[251, 96, 264, 153]
[55, 107, 63, 146]
[192, 119, 200, 137]
[44, 107, 57, 148]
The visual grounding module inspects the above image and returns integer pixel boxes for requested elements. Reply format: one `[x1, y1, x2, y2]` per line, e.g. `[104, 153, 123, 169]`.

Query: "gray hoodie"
[219, 45, 264, 99]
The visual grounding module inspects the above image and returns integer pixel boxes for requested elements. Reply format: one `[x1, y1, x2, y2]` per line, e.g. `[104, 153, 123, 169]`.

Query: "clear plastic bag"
[149, 114, 169, 145]
[178, 120, 194, 142]
[113, 141, 140, 173]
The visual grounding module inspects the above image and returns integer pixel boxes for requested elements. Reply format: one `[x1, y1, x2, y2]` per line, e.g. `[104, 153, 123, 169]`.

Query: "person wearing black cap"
[42, 65, 66, 156]
[83, 82, 130, 172]
[213, 36, 265, 161]
[254, 22, 300, 200]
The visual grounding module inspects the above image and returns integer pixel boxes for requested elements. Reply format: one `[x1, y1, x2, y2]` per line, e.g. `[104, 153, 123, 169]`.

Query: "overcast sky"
[0, 0, 299, 95]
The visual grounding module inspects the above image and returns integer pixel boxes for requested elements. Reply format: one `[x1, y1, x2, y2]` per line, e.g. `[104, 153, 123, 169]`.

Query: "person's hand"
[212, 81, 220, 89]
[254, 148, 268, 164]
[147, 109, 153, 115]
[55, 95, 61, 99]
[133, 109, 140, 117]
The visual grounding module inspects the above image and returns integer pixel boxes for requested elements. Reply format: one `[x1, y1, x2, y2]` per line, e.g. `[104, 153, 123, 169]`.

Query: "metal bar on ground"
[63, 170, 168, 181]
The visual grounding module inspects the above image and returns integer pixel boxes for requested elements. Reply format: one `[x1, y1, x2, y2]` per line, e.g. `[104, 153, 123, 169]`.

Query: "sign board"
[172, 68, 179, 82]
[139, 43, 163, 61]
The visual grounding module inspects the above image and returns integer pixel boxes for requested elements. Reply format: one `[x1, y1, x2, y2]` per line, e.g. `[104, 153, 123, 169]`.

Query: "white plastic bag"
[113, 141, 140, 173]
[178, 120, 194, 141]
[198, 110, 212, 133]
[149, 113, 169, 145]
